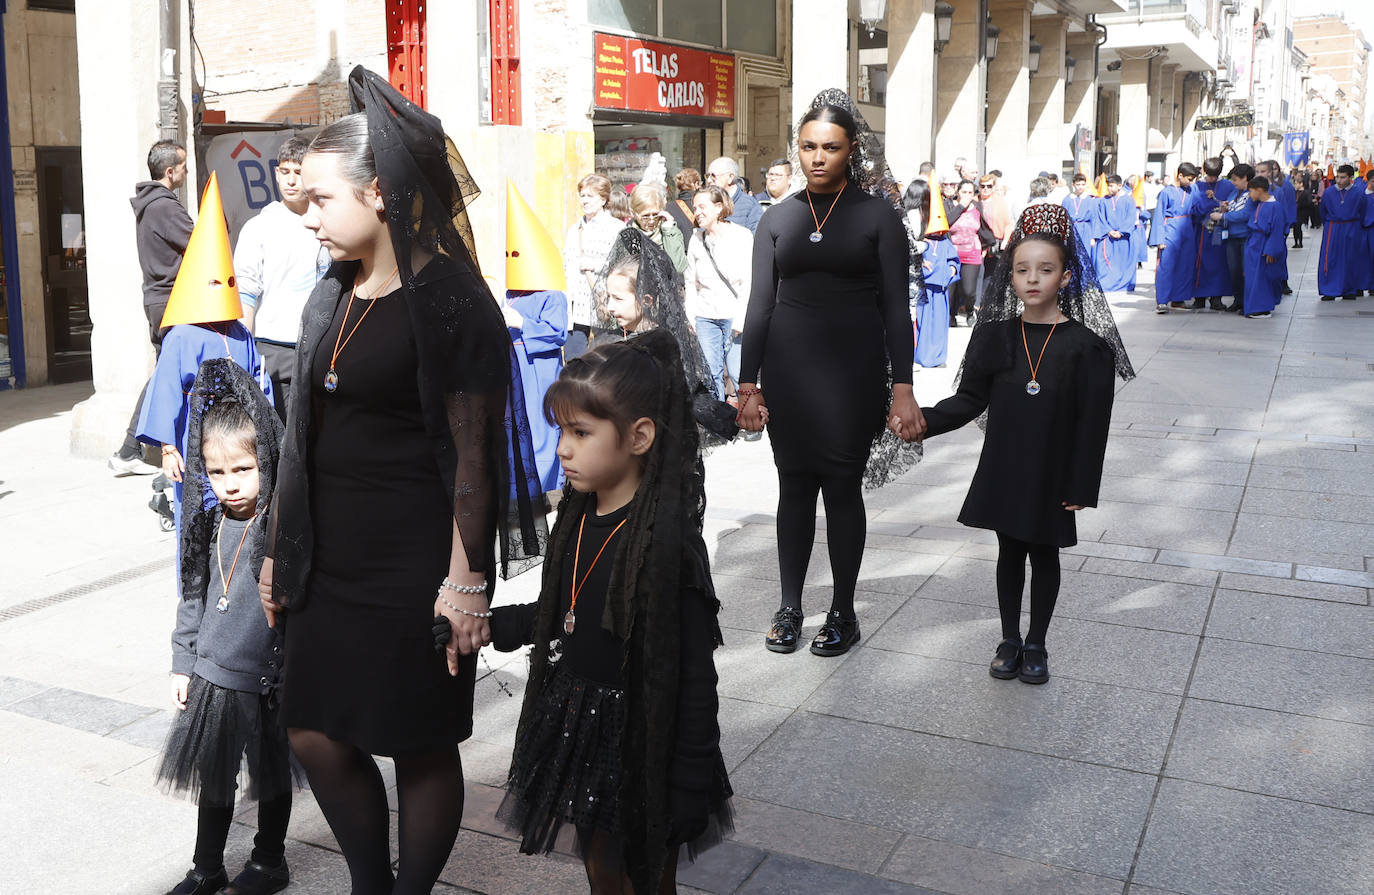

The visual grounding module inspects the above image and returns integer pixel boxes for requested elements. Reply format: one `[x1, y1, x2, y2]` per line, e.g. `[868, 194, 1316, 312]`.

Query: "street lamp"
[1028, 37, 1042, 76]
[859, 0, 886, 38]
[934, 2, 954, 52]
[986, 23, 1000, 62]
[1065, 54, 1077, 84]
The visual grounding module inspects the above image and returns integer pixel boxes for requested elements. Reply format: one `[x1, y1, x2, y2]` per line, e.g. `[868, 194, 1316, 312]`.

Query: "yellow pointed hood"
[160, 172, 242, 327]
[505, 181, 566, 292]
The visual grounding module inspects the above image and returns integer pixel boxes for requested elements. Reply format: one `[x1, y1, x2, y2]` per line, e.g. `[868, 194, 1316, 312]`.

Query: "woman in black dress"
[258, 68, 543, 894]
[736, 91, 925, 658]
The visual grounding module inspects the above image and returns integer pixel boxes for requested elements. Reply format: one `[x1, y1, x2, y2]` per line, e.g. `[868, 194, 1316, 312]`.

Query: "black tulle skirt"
[497, 663, 734, 864]
[156, 674, 302, 807]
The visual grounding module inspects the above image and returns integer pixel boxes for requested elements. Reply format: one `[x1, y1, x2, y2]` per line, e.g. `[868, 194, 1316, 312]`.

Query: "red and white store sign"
[594, 32, 735, 119]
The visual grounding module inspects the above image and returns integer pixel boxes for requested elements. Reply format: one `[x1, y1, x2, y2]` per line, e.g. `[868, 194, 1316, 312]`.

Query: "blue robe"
[1276, 181, 1298, 231]
[1061, 194, 1098, 254]
[135, 321, 267, 567]
[1243, 200, 1287, 315]
[1132, 204, 1150, 263]
[1188, 178, 1235, 297]
[1094, 194, 1139, 292]
[506, 290, 567, 492]
[915, 237, 959, 368]
[1362, 192, 1374, 292]
[1317, 185, 1367, 296]
[1153, 185, 1196, 306]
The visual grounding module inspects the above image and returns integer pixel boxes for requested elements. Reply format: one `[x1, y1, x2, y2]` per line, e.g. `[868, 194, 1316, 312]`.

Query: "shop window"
[728, 2, 776, 57]
[590, 0, 657, 36]
[664, 4, 721, 48]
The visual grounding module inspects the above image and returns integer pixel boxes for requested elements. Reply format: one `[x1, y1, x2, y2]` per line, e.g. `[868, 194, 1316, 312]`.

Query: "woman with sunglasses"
[946, 179, 997, 326]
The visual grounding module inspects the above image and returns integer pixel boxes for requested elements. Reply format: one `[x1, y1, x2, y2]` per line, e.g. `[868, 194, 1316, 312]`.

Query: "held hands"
[735, 383, 769, 432]
[888, 385, 926, 443]
[161, 446, 184, 483]
[435, 582, 491, 676]
[258, 557, 284, 629]
[1062, 502, 1085, 511]
[170, 673, 190, 710]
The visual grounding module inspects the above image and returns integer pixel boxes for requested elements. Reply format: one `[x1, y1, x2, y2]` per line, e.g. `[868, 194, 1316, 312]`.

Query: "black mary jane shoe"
[165, 867, 228, 895]
[809, 610, 860, 657]
[221, 858, 290, 895]
[1019, 644, 1050, 685]
[765, 607, 805, 654]
[989, 637, 1023, 680]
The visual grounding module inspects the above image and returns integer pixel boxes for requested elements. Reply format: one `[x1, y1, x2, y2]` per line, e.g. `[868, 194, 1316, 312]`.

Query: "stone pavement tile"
[725, 796, 901, 874]
[1246, 462, 1374, 496]
[461, 736, 517, 789]
[1251, 439, 1374, 470]
[1224, 541, 1368, 572]
[677, 840, 768, 893]
[1189, 638, 1374, 726]
[714, 624, 856, 709]
[735, 853, 943, 895]
[1093, 503, 1234, 554]
[1054, 569, 1215, 635]
[1295, 563, 1374, 589]
[437, 828, 589, 894]
[710, 576, 907, 642]
[1165, 699, 1374, 813]
[106, 707, 173, 749]
[0, 673, 48, 707]
[729, 713, 1156, 879]
[1229, 511, 1374, 558]
[717, 696, 793, 774]
[1216, 571, 1367, 604]
[461, 781, 511, 839]
[1132, 778, 1374, 895]
[1206, 590, 1374, 660]
[1241, 486, 1374, 524]
[1097, 475, 1244, 512]
[1063, 540, 1157, 563]
[1105, 434, 1258, 465]
[1102, 455, 1252, 486]
[1079, 558, 1218, 587]
[805, 648, 1181, 772]
[1277, 354, 1371, 380]
[1154, 549, 1290, 578]
[880, 834, 1126, 895]
[6, 684, 158, 737]
[867, 597, 1199, 696]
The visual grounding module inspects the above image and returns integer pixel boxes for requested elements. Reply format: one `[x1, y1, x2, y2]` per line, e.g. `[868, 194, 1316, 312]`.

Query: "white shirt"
[234, 202, 329, 344]
[684, 221, 753, 325]
[562, 212, 625, 329]
[1048, 185, 1070, 204]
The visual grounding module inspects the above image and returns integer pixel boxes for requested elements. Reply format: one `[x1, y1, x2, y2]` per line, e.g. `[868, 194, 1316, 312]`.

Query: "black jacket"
[130, 182, 193, 306]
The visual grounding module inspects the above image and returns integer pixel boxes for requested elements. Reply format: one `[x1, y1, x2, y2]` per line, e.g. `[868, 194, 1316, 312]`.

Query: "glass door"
[37, 147, 90, 383]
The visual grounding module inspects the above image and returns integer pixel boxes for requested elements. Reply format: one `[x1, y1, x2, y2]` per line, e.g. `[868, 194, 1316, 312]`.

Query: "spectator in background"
[607, 188, 632, 223]
[1046, 172, 1070, 204]
[707, 156, 764, 233]
[757, 158, 795, 208]
[667, 167, 701, 234]
[978, 174, 1013, 252]
[628, 182, 686, 272]
[1026, 177, 1054, 206]
[919, 161, 936, 179]
[685, 184, 753, 400]
[563, 173, 625, 358]
[947, 179, 995, 325]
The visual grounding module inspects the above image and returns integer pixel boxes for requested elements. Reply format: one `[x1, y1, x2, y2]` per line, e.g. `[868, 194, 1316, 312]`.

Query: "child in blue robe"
[1152, 164, 1198, 311]
[1061, 177, 1098, 252]
[504, 290, 567, 492]
[1317, 165, 1368, 300]
[1188, 162, 1235, 306]
[1241, 176, 1288, 318]
[915, 234, 959, 368]
[1093, 176, 1138, 292]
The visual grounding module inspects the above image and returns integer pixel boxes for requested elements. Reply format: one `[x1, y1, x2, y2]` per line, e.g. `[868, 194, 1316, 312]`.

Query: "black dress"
[921, 318, 1116, 547]
[739, 186, 912, 477]
[281, 286, 468, 755]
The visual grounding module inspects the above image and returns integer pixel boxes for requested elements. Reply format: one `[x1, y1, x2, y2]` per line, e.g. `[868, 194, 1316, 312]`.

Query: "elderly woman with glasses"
[628, 183, 687, 272]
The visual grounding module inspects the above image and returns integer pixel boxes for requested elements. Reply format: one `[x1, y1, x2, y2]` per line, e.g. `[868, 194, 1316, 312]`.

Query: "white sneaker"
[108, 453, 159, 476]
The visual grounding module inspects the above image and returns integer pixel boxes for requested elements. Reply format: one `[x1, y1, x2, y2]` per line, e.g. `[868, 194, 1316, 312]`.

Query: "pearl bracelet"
[440, 577, 488, 595]
[438, 593, 494, 618]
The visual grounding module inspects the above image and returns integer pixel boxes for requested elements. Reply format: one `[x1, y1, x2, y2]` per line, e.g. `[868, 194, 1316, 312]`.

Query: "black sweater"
[130, 182, 193, 306]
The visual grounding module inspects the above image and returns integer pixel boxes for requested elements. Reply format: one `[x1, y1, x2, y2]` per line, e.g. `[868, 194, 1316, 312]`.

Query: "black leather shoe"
[1321, 294, 1336, 301]
[1208, 297, 1225, 311]
[221, 859, 290, 895]
[809, 610, 860, 657]
[165, 867, 228, 895]
[989, 637, 1023, 679]
[764, 607, 804, 653]
[1019, 644, 1050, 684]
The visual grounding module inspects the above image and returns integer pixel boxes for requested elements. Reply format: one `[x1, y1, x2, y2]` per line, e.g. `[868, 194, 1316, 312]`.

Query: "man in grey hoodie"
[109, 140, 194, 476]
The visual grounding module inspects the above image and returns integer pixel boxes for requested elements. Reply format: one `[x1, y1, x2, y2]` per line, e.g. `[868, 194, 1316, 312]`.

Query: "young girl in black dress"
[920, 204, 1134, 684]
[159, 358, 298, 895]
[482, 330, 732, 894]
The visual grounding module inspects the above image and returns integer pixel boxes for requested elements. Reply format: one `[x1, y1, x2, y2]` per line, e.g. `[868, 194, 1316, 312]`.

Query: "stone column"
[935, 0, 982, 171]
[1117, 57, 1150, 178]
[986, 0, 1030, 185]
[70, 0, 192, 456]
[791, 0, 849, 128]
[885, 0, 935, 185]
[1026, 15, 1067, 177]
[1065, 32, 1098, 175]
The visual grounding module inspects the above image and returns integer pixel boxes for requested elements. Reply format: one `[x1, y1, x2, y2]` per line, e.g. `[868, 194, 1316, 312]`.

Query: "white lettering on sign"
[657, 80, 706, 110]
[631, 47, 679, 78]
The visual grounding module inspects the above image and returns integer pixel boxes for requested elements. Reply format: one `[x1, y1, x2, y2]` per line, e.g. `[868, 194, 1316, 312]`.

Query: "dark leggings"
[776, 470, 866, 619]
[1291, 222, 1304, 247]
[952, 263, 981, 319]
[193, 793, 292, 874]
[995, 533, 1061, 645]
[581, 829, 679, 894]
[288, 728, 464, 895]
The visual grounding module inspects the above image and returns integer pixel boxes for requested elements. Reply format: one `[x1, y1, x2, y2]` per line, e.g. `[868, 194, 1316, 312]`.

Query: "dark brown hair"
[201, 398, 256, 458]
[544, 339, 662, 442]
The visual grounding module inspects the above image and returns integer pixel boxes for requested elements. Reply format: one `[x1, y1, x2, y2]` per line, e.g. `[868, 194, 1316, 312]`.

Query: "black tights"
[995, 533, 1061, 645]
[581, 829, 679, 894]
[777, 470, 866, 619]
[288, 728, 464, 895]
[193, 793, 292, 873]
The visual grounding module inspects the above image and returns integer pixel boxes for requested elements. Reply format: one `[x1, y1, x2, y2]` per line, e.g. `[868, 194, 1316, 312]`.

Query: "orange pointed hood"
[505, 181, 566, 292]
[160, 173, 242, 327]
[1131, 176, 1146, 207]
[1093, 173, 1108, 197]
[925, 190, 951, 236]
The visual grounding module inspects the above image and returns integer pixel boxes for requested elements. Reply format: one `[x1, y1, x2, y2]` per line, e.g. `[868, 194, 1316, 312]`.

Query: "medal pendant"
[1026, 380, 1041, 396]
[563, 610, 576, 635]
[548, 638, 564, 664]
[324, 369, 339, 393]
[215, 595, 229, 613]
[809, 231, 823, 243]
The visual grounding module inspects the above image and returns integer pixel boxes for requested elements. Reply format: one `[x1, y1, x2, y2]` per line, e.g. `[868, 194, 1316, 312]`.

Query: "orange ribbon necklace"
[214, 512, 255, 613]
[1021, 316, 1061, 396]
[564, 512, 628, 635]
[324, 266, 399, 393]
[805, 181, 847, 243]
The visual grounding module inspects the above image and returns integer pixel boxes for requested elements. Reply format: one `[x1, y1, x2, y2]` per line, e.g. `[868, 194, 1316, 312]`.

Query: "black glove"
[667, 786, 709, 846]
[432, 615, 451, 654]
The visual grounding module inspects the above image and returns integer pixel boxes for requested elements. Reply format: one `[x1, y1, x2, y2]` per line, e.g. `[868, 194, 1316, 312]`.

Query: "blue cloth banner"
[1284, 132, 1310, 168]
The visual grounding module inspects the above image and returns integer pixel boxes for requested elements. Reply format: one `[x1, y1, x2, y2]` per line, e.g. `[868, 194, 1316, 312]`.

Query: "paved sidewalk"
[3, 235, 1373, 894]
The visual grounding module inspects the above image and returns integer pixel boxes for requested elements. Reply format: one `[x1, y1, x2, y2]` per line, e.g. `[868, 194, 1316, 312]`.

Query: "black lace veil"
[592, 228, 738, 444]
[790, 89, 923, 489]
[179, 358, 284, 602]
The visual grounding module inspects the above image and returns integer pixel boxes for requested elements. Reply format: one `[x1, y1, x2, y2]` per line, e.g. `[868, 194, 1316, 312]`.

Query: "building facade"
[1294, 13, 1369, 163]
